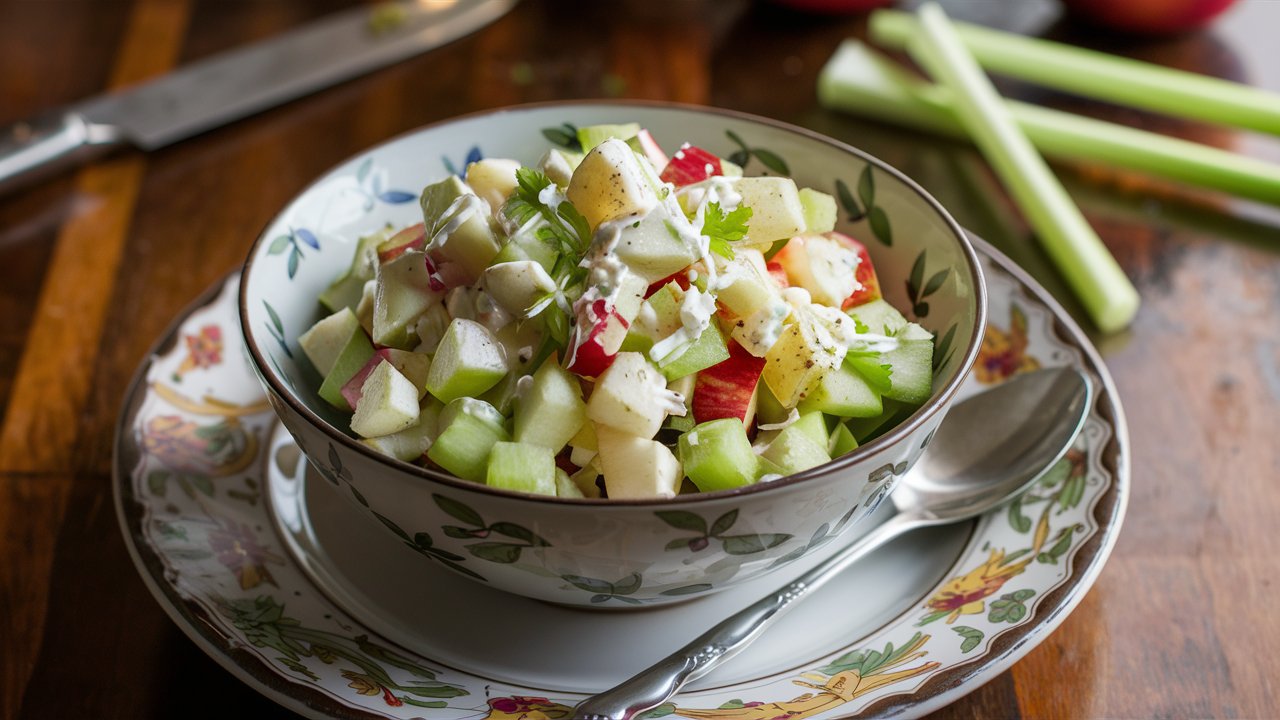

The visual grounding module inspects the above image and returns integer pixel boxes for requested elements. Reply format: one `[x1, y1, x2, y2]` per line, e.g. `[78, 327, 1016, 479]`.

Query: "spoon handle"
[571, 511, 924, 720]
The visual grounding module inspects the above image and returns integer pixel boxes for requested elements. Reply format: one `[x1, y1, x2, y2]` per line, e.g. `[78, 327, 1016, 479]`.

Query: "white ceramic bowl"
[240, 101, 985, 608]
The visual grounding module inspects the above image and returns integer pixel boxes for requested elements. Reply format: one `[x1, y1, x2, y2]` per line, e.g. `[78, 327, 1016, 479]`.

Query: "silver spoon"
[572, 366, 1092, 720]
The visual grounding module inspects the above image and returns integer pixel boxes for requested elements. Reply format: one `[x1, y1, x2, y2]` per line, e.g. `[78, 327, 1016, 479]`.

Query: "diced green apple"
[420, 175, 500, 282]
[829, 423, 859, 457]
[350, 362, 420, 438]
[798, 188, 837, 234]
[300, 307, 365, 378]
[427, 398, 509, 482]
[609, 201, 698, 283]
[576, 123, 640, 152]
[339, 348, 432, 409]
[879, 323, 934, 404]
[486, 441, 556, 496]
[760, 413, 832, 474]
[373, 249, 443, 349]
[319, 227, 390, 313]
[677, 418, 758, 492]
[317, 327, 375, 410]
[846, 298, 908, 337]
[425, 318, 508, 403]
[482, 260, 557, 317]
[513, 360, 587, 453]
[555, 467, 585, 499]
[595, 426, 682, 499]
[798, 364, 884, 418]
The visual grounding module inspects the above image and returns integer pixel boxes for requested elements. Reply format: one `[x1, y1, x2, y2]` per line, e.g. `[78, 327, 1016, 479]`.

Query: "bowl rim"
[239, 98, 987, 507]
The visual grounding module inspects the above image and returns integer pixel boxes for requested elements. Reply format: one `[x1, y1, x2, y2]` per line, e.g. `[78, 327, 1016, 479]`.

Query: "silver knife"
[0, 0, 517, 194]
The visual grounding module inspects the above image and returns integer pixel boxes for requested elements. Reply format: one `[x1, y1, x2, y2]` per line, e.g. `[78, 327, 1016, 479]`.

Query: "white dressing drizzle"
[426, 193, 484, 251]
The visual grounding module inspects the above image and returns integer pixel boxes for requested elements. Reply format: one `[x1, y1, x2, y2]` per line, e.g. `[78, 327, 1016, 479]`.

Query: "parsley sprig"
[503, 167, 591, 257]
[700, 201, 751, 259]
[502, 168, 593, 354]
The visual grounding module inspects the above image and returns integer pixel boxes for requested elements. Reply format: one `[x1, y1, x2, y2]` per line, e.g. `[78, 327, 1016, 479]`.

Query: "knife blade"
[0, 0, 517, 194]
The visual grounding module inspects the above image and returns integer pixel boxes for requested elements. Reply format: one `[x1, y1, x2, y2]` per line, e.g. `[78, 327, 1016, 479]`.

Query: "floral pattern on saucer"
[115, 240, 1127, 719]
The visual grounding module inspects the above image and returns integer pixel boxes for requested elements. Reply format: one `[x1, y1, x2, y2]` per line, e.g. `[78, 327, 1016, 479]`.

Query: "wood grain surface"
[2, 0, 1278, 717]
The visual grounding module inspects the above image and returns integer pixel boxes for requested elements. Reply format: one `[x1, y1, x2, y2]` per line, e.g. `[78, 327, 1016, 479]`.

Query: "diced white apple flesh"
[680, 177, 806, 249]
[567, 138, 659, 231]
[733, 177, 806, 246]
[775, 234, 861, 308]
[595, 426, 682, 499]
[763, 312, 843, 408]
[361, 399, 442, 461]
[486, 441, 556, 496]
[300, 307, 364, 377]
[351, 362, 421, 438]
[482, 260, 557, 317]
[465, 158, 521, 215]
[586, 351, 675, 438]
[539, 148, 583, 187]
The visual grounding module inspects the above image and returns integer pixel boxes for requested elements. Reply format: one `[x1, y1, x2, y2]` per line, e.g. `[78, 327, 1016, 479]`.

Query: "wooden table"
[2, 0, 1277, 717]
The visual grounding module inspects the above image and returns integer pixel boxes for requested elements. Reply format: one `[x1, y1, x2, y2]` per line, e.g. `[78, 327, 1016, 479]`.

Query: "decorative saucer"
[114, 237, 1128, 719]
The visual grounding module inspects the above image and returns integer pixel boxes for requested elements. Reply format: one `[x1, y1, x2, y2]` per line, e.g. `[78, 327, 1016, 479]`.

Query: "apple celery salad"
[299, 124, 933, 499]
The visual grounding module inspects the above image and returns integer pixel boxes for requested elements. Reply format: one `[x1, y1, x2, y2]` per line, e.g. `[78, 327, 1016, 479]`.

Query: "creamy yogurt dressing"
[426, 193, 484, 251]
[649, 285, 717, 363]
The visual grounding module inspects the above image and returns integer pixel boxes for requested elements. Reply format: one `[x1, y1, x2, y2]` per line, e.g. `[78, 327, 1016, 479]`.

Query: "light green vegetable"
[870, 9, 1280, 136]
[900, 4, 1139, 333]
[817, 40, 1280, 206]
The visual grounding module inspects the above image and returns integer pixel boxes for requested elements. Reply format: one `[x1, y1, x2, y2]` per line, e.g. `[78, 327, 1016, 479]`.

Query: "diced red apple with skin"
[693, 339, 767, 424]
[644, 268, 692, 298]
[634, 129, 670, 173]
[826, 232, 882, 309]
[424, 250, 470, 292]
[660, 145, 724, 187]
[340, 348, 430, 409]
[565, 298, 631, 378]
[377, 224, 425, 264]
[765, 260, 789, 289]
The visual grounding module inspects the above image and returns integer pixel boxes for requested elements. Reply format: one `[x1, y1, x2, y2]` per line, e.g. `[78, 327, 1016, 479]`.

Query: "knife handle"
[0, 112, 123, 194]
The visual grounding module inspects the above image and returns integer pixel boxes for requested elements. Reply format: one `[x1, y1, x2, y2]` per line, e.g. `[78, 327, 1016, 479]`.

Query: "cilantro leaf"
[503, 167, 590, 255]
[844, 351, 893, 395]
[701, 202, 751, 260]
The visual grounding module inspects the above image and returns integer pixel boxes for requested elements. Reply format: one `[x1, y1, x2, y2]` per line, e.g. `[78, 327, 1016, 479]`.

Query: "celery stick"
[902, 4, 1139, 333]
[817, 41, 1280, 206]
[871, 10, 1280, 136]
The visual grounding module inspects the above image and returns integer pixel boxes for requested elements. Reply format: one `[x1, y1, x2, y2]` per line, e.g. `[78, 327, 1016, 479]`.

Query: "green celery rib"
[905, 4, 1139, 333]
[870, 9, 1280, 136]
[817, 40, 1280, 206]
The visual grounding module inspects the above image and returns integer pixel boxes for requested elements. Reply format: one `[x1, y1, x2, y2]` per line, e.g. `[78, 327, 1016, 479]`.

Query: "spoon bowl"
[572, 366, 1093, 720]
[897, 366, 1092, 521]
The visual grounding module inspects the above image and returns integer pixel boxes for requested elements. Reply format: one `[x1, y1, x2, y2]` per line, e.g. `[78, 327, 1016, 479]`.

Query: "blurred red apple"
[1060, 0, 1238, 35]
[769, 0, 896, 14]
